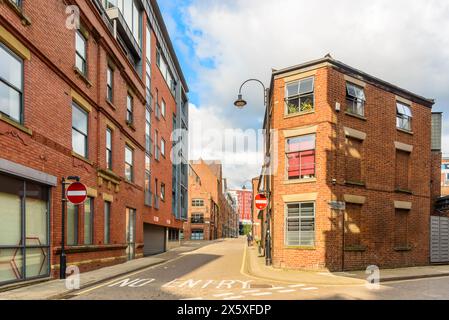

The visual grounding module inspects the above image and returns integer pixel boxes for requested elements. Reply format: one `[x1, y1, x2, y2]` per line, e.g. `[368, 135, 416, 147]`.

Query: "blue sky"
[158, 0, 449, 188]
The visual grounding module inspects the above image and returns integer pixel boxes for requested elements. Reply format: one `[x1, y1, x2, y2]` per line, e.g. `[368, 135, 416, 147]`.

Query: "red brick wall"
[269, 64, 435, 271]
[0, 0, 180, 277]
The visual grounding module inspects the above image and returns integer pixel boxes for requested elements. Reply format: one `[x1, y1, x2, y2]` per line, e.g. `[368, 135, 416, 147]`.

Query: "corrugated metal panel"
[431, 216, 449, 263]
[431, 113, 442, 151]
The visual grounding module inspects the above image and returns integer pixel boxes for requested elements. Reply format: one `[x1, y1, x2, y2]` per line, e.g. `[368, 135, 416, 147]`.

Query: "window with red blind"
[286, 134, 316, 179]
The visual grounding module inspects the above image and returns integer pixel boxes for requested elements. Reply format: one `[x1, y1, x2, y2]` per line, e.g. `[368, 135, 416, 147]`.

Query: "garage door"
[431, 216, 449, 263]
[143, 224, 166, 256]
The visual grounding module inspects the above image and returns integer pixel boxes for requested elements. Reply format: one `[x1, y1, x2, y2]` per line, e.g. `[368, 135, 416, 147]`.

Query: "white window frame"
[346, 82, 366, 117]
[396, 102, 412, 131]
[285, 77, 315, 115]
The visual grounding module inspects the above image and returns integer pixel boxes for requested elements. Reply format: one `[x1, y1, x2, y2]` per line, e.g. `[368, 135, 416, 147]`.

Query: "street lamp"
[234, 78, 272, 266]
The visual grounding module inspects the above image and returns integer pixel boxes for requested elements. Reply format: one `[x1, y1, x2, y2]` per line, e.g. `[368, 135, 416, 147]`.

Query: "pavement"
[0, 240, 213, 300]
[244, 242, 449, 285]
[3, 237, 449, 300]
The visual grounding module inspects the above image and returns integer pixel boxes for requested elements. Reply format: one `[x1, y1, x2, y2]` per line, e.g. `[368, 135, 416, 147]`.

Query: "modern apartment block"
[184, 160, 238, 240]
[228, 188, 253, 234]
[259, 55, 442, 271]
[0, 0, 187, 286]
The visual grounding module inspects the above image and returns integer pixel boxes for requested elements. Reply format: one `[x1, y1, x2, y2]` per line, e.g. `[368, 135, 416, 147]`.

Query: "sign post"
[60, 178, 86, 279]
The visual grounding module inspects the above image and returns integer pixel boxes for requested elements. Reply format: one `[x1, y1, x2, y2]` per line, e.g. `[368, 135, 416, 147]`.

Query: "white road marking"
[241, 289, 260, 294]
[289, 284, 305, 288]
[278, 289, 296, 293]
[252, 292, 272, 296]
[223, 295, 244, 300]
[269, 286, 285, 290]
[301, 287, 318, 291]
[213, 293, 235, 297]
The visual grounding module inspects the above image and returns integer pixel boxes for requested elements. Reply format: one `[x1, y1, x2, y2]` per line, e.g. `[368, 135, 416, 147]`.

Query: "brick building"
[441, 157, 449, 196]
[260, 55, 442, 271]
[228, 188, 252, 234]
[0, 0, 188, 286]
[184, 160, 238, 240]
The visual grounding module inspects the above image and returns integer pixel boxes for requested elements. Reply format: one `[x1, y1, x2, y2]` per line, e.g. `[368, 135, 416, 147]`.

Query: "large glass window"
[107, 66, 113, 102]
[397, 102, 412, 131]
[126, 94, 133, 125]
[191, 230, 204, 241]
[67, 203, 78, 246]
[285, 77, 314, 115]
[125, 145, 134, 182]
[286, 134, 316, 180]
[0, 44, 23, 123]
[192, 199, 204, 207]
[346, 82, 366, 117]
[0, 175, 50, 285]
[285, 202, 315, 246]
[72, 103, 88, 158]
[145, 155, 152, 207]
[103, 0, 141, 46]
[75, 31, 87, 75]
[191, 213, 204, 224]
[104, 201, 111, 244]
[106, 128, 112, 170]
[84, 197, 93, 245]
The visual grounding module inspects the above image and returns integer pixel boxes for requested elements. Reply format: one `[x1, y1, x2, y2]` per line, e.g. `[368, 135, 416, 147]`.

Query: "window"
[286, 134, 316, 180]
[72, 103, 88, 158]
[106, 128, 112, 170]
[154, 178, 159, 209]
[145, 107, 152, 154]
[104, 201, 111, 244]
[192, 199, 204, 207]
[126, 94, 133, 124]
[107, 66, 113, 102]
[103, 0, 141, 46]
[155, 131, 160, 160]
[145, 155, 152, 206]
[84, 197, 93, 245]
[145, 24, 151, 63]
[285, 202, 315, 246]
[191, 230, 204, 240]
[67, 203, 79, 246]
[12, 0, 22, 7]
[161, 138, 165, 157]
[191, 213, 204, 224]
[346, 83, 365, 117]
[75, 31, 87, 75]
[161, 99, 166, 117]
[125, 145, 134, 182]
[285, 77, 314, 115]
[0, 44, 23, 123]
[345, 203, 362, 247]
[396, 102, 412, 131]
[161, 183, 165, 201]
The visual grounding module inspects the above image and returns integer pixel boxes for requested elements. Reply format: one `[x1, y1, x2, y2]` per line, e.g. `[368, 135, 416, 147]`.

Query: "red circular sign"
[255, 193, 268, 210]
[66, 182, 88, 205]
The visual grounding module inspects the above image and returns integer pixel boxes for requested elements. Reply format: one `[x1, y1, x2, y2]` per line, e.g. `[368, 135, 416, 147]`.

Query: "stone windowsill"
[284, 246, 316, 250]
[5, 0, 31, 26]
[394, 245, 412, 252]
[283, 178, 317, 185]
[284, 110, 315, 119]
[397, 128, 414, 135]
[0, 114, 32, 135]
[344, 111, 367, 121]
[72, 151, 93, 165]
[344, 245, 367, 252]
[73, 66, 93, 88]
[395, 188, 413, 195]
[106, 99, 117, 110]
[345, 180, 366, 187]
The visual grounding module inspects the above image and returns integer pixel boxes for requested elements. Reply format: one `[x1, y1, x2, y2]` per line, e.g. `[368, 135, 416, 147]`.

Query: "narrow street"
[64, 238, 449, 300]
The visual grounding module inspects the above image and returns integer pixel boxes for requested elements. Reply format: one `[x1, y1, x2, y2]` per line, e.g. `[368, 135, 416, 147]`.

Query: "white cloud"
[177, 0, 449, 186]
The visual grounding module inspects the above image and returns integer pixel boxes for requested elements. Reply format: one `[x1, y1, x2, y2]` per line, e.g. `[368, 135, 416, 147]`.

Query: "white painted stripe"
[223, 296, 244, 300]
[278, 289, 296, 293]
[255, 200, 268, 204]
[67, 191, 87, 196]
[252, 292, 272, 296]
[241, 289, 260, 294]
[213, 293, 234, 297]
[301, 287, 318, 291]
[269, 286, 284, 290]
[289, 284, 305, 288]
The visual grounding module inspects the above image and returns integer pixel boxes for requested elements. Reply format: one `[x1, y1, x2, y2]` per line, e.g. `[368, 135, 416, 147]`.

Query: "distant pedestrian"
[247, 232, 253, 246]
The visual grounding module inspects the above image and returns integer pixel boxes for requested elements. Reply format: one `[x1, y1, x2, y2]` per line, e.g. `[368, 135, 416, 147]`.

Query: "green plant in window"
[300, 100, 313, 112]
[287, 103, 299, 114]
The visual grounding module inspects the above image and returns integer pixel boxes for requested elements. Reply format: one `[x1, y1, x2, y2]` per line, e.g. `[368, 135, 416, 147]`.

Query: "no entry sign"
[66, 182, 88, 205]
[255, 193, 269, 210]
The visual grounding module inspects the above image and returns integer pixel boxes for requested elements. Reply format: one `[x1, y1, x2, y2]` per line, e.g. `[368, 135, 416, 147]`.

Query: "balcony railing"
[191, 217, 205, 224]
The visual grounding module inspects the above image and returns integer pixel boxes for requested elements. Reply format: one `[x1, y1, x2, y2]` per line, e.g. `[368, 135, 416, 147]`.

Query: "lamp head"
[234, 94, 247, 108]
